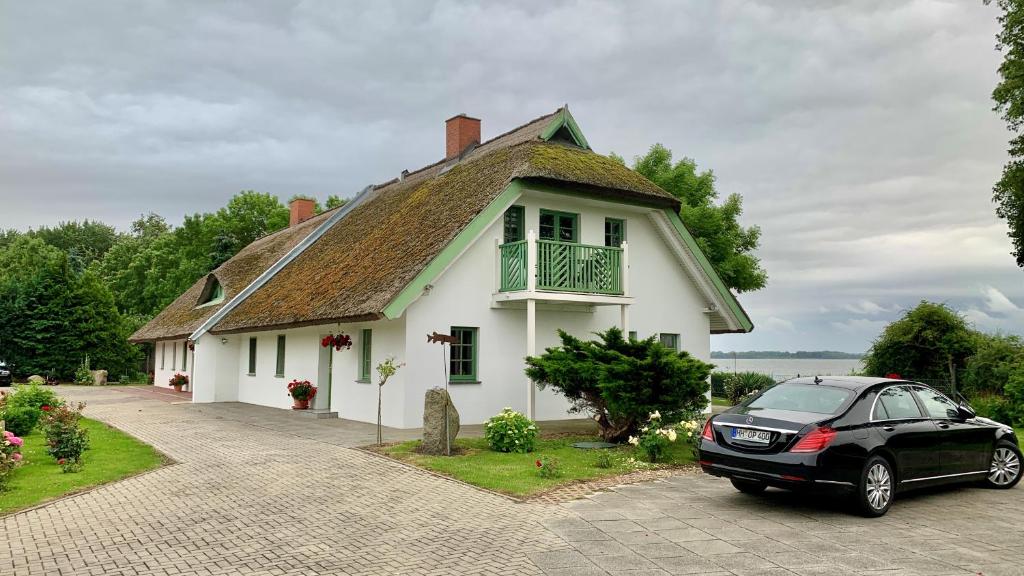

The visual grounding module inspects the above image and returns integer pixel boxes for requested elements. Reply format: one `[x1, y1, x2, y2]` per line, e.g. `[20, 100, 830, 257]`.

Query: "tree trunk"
[948, 356, 957, 397]
[377, 385, 382, 445]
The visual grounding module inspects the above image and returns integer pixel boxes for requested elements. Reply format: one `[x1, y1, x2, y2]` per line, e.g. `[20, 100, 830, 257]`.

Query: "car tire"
[984, 441, 1022, 489]
[730, 477, 767, 494]
[856, 455, 894, 517]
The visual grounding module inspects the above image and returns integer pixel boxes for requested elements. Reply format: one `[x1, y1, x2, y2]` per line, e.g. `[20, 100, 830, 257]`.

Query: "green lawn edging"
[0, 417, 167, 515]
[371, 435, 695, 498]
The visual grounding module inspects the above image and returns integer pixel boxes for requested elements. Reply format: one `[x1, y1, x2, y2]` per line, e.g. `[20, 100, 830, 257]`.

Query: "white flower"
[641, 426, 648, 433]
[649, 410, 661, 421]
[628, 436, 639, 446]
[667, 429, 677, 442]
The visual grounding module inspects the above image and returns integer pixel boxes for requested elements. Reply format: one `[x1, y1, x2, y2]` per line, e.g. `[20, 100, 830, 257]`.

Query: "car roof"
[780, 376, 920, 391]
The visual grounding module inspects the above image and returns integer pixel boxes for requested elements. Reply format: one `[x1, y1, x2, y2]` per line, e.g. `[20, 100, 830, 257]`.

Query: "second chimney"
[445, 114, 481, 159]
[289, 197, 316, 226]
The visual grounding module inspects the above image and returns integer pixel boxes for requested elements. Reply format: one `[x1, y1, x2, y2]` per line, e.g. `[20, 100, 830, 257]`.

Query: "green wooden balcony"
[499, 238, 625, 295]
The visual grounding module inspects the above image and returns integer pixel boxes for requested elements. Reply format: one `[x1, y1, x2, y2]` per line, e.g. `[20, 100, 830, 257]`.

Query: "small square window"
[659, 333, 680, 351]
[605, 218, 626, 247]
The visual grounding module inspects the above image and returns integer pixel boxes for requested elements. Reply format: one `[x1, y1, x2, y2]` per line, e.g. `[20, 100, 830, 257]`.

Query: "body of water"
[711, 358, 862, 381]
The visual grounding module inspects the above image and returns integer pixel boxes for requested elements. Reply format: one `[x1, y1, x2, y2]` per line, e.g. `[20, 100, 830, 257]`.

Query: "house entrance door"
[315, 339, 333, 410]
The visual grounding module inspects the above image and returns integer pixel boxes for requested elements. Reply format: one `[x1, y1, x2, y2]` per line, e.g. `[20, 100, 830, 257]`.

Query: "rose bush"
[42, 402, 89, 473]
[0, 430, 25, 491]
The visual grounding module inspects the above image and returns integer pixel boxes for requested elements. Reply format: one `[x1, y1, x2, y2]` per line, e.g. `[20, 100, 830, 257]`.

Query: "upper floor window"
[605, 218, 626, 247]
[198, 277, 225, 306]
[539, 209, 578, 243]
[503, 206, 525, 243]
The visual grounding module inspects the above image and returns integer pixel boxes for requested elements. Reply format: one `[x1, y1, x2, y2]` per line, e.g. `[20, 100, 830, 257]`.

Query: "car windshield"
[745, 384, 852, 415]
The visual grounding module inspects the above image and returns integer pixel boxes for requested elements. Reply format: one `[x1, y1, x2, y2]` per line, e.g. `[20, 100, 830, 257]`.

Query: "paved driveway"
[2, 386, 1023, 576]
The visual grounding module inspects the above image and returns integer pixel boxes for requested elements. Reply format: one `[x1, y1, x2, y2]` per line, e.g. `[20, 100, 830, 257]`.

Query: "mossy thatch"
[135, 106, 686, 338]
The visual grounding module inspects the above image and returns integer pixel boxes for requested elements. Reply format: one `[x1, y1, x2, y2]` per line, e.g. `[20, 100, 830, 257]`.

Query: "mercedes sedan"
[699, 376, 1021, 516]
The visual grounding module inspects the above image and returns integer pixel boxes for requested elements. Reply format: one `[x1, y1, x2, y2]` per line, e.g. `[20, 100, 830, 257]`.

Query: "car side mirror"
[956, 404, 975, 420]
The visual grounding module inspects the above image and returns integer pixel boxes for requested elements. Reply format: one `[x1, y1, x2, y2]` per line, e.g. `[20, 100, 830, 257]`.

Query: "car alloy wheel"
[865, 462, 892, 511]
[988, 447, 1021, 487]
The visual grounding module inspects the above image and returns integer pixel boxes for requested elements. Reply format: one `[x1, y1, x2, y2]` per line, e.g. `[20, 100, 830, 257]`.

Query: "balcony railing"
[499, 234, 625, 295]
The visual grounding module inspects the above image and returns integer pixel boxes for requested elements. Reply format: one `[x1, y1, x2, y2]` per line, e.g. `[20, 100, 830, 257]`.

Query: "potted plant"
[169, 373, 188, 392]
[287, 379, 317, 410]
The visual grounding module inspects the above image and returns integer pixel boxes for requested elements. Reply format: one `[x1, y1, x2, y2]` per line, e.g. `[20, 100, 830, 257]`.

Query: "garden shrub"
[724, 372, 775, 405]
[526, 327, 712, 442]
[710, 372, 728, 397]
[1, 406, 41, 437]
[593, 450, 613, 469]
[970, 393, 1015, 424]
[628, 411, 678, 462]
[75, 356, 93, 385]
[41, 402, 89, 473]
[5, 382, 63, 411]
[1004, 365, 1024, 426]
[535, 456, 561, 478]
[484, 408, 538, 453]
[0, 430, 25, 491]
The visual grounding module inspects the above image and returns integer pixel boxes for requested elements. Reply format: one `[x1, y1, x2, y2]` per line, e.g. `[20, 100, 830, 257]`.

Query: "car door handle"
[882, 426, 895, 432]
[937, 422, 950, 429]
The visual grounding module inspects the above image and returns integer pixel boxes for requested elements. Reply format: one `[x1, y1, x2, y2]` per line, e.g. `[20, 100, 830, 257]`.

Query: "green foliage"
[74, 356, 93, 385]
[0, 430, 23, 492]
[970, 393, 1015, 425]
[4, 383, 63, 411]
[42, 402, 90, 473]
[593, 450, 613, 469]
[525, 328, 712, 442]
[535, 456, 561, 478]
[483, 408, 538, 453]
[0, 237, 141, 379]
[1005, 364, 1024, 426]
[630, 412, 677, 463]
[325, 195, 348, 210]
[1, 406, 41, 437]
[990, 0, 1024, 267]
[861, 301, 974, 383]
[724, 372, 776, 404]
[962, 332, 1024, 396]
[710, 372, 728, 396]
[623, 144, 766, 292]
[28, 220, 119, 271]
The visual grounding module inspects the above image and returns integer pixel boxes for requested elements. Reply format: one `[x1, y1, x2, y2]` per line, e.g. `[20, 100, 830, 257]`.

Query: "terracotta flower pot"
[292, 398, 310, 410]
[173, 385, 182, 392]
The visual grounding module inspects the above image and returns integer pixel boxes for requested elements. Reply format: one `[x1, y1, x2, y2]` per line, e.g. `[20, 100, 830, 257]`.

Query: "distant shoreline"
[711, 351, 863, 360]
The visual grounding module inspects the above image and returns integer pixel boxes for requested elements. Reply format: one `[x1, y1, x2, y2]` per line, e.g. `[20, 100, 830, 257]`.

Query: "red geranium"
[535, 459, 542, 468]
[41, 405, 51, 412]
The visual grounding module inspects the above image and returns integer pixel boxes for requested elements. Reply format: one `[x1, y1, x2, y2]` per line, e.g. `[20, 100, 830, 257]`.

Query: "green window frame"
[628, 331, 637, 341]
[659, 333, 680, 351]
[605, 218, 626, 247]
[275, 335, 286, 377]
[539, 209, 579, 243]
[248, 337, 257, 375]
[450, 326, 478, 382]
[181, 342, 187, 371]
[172, 342, 177, 371]
[160, 342, 165, 370]
[359, 329, 372, 382]
[503, 205, 525, 243]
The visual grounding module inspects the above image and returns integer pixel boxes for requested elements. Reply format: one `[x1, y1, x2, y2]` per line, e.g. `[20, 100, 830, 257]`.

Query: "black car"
[0, 362, 11, 387]
[699, 376, 1021, 516]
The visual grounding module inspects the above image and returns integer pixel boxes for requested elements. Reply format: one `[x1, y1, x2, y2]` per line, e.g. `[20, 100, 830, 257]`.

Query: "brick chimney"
[289, 197, 316, 226]
[445, 114, 481, 159]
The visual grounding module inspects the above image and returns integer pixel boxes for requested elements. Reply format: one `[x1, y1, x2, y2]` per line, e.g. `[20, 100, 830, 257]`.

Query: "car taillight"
[789, 426, 836, 453]
[702, 419, 715, 443]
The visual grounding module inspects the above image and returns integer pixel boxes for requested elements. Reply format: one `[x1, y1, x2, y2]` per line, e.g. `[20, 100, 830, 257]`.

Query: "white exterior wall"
[184, 186, 717, 428]
[402, 186, 712, 427]
[153, 339, 191, 389]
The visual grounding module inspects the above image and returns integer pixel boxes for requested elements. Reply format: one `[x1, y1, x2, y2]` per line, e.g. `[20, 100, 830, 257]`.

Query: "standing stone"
[27, 375, 44, 384]
[422, 388, 459, 455]
[91, 370, 108, 386]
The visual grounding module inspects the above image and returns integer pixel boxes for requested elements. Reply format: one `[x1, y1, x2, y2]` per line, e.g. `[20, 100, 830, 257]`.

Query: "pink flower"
[57, 458, 66, 465]
[11, 453, 21, 462]
[6, 435, 23, 447]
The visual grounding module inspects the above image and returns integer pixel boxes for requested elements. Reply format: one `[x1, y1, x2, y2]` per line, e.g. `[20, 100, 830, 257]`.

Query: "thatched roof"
[127, 209, 334, 342]
[132, 106, 749, 340]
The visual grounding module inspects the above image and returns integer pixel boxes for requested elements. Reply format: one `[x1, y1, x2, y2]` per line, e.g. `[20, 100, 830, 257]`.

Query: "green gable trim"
[381, 180, 525, 319]
[540, 108, 590, 150]
[663, 209, 754, 333]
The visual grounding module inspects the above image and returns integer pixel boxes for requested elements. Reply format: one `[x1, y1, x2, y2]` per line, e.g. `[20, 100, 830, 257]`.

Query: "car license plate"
[731, 428, 771, 444]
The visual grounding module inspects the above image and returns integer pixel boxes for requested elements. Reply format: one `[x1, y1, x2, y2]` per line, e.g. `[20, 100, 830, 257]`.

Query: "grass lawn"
[1, 418, 166, 515]
[374, 435, 695, 497]
[711, 396, 732, 408]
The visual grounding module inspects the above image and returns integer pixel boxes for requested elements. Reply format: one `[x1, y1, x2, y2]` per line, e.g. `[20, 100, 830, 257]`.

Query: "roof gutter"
[189, 186, 374, 342]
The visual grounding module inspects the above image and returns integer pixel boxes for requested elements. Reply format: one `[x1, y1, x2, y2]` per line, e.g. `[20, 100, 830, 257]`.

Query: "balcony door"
[539, 209, 578, 243]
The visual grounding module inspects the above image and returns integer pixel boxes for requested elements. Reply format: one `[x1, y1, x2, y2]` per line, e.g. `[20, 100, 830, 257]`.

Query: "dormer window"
[197, 276, 225, 307]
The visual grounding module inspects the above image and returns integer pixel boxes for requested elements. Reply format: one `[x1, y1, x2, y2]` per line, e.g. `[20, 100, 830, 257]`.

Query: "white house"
[131, 107, 753, 427]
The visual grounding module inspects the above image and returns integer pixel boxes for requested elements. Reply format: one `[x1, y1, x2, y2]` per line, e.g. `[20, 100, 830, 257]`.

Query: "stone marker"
[91, 370, 108, 386]
[27, 375, 44, 384]
[422, 387, 459, 455]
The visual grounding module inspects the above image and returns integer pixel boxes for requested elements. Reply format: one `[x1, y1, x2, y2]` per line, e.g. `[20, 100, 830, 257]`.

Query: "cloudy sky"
[2, 0, 1022, 353]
